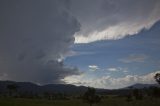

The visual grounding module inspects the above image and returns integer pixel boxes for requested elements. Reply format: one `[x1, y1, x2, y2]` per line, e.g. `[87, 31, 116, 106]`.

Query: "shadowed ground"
[0, 97, 160, 106]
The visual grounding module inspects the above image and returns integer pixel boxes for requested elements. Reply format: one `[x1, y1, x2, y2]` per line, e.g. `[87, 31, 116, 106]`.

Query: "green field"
[0, 97, 160, 106]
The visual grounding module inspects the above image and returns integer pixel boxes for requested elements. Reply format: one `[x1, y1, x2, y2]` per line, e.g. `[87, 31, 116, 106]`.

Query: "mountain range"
[0, 80, 158, 96]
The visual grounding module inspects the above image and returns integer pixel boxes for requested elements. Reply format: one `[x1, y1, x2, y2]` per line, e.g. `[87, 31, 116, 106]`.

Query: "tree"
[126, 87, 133, 102]
[153, 73, 160, 98]
[83, 87, 101, 106]
[7, 84, 18, 97]
[133, 89, 143, 100]
[154, 73, 160, 84]
[126, 94, 132, 102]
[152, 87, 160, 98]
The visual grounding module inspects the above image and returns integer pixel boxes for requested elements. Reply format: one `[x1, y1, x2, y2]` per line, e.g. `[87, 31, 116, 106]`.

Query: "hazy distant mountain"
[125, 83, 159, 89]
[0, 81, 159, 96]
[0, 80, 87, 95]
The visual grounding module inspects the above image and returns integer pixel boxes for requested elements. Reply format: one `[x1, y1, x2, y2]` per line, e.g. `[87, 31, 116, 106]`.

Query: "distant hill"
[125, 83, 159, 89]
[0, 81, 159, 96]
[0, 81, 88, 95]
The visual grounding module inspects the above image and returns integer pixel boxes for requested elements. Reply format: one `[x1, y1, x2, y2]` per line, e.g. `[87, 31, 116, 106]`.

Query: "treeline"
[125, 72, 160, 101]
[0, 84, 70, 100]
[0, 73, 160, 106]
[125, 86, 160, 102]
[0, 83, 160, 100]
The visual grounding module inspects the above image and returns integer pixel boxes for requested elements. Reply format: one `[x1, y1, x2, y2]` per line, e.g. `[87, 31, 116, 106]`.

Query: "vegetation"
[7, 84, 18, 97]
[154, 73, 160, 85]
[133, 89, 143, 100]
[0, 73, 160, 106]
[83, 87, 101, 106]
[0, 97, 160, 106]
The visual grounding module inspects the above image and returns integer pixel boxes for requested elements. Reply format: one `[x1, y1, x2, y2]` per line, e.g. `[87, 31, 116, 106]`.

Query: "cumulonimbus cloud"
[62, 71, 160, 89]
[0, 0, 80, 84]
[71, 0, 160, 43]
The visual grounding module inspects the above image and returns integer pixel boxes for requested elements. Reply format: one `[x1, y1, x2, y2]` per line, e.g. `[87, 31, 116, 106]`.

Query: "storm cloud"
[0, 0, 80, 84]
[71, 0, 160, 43]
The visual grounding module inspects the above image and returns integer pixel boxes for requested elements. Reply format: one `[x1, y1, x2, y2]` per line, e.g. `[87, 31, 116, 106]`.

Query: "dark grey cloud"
[0, 0, 80, 84]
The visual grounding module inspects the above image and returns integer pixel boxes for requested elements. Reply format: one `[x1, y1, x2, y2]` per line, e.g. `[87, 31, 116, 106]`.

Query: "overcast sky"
[0, 0, 160, 89]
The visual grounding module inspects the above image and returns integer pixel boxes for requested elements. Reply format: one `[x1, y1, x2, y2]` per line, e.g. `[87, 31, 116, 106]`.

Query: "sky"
[0, 0, 160, 89]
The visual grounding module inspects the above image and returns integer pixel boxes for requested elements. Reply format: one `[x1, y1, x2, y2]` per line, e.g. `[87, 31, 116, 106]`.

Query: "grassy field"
[0, 97, 160, 106]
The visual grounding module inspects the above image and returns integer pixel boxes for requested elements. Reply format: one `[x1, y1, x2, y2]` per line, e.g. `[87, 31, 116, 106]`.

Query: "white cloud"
[107, 67, 129, 73]
[88, 65, 99, 71]
[62, 71, 160, 89]
[119, 54, 149, 63]
[71, 0, 160, 43]
[107, 68, 119, 72]
[123, 70, 129, 73]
